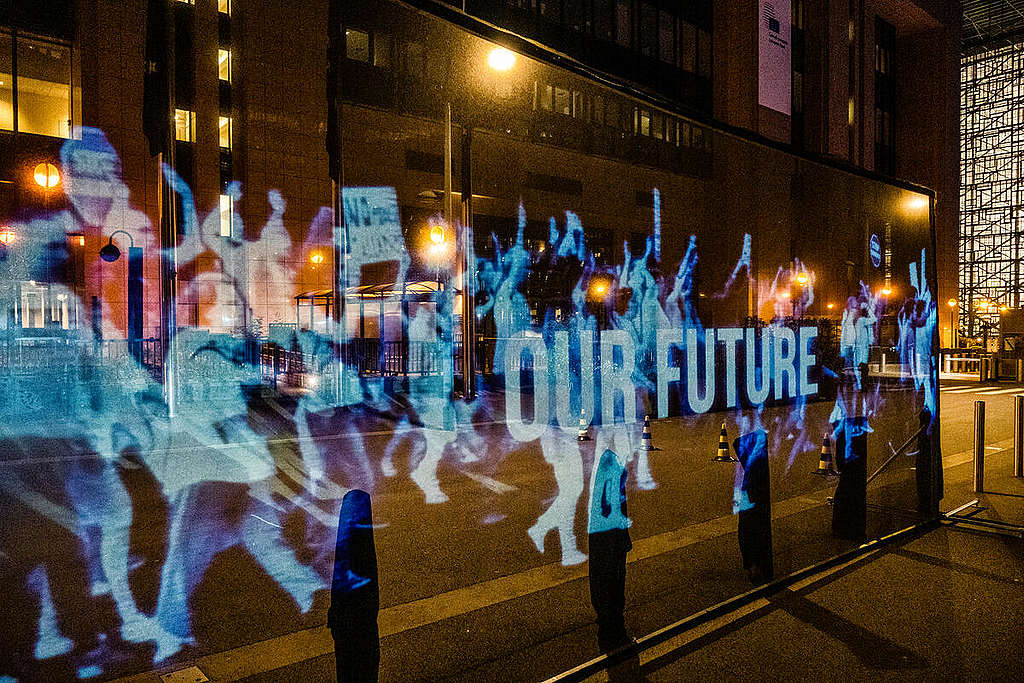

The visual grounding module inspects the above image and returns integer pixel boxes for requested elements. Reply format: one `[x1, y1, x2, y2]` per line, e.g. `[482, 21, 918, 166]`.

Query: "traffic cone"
[713, 421, 737, 462]
[814, 433, 837, 476]
[576, 408, 591, 441]
[640, 415, 660, 451]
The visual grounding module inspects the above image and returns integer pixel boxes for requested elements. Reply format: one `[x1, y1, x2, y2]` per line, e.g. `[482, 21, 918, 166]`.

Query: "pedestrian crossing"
[940, 384, 1024, 396]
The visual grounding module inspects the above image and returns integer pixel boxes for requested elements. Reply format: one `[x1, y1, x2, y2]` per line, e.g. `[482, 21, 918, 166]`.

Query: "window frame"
[1, 30, 75, 139]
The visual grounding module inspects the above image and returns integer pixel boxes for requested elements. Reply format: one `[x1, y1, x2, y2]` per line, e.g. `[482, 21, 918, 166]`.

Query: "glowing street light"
[487, 46, 516, 72]
[0, 228, 15, 245]
[429, 223, 446, 245]
[827, 302, 835, 310]
[880, 286, 893, 297]
[309, 251, 325, 267]
[33, 162, 60, 188]
[947, 298, 957, 308]
[794, 272, 809, 286]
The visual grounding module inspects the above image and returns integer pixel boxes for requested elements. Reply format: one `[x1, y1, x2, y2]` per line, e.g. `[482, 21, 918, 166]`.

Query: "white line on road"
[459, 469, 518, 494]
[249, 514, 282, 528]
[974, 387, 1024, 395]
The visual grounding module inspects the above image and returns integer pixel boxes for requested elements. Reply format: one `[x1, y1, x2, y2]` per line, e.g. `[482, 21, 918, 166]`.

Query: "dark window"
[640, 3, 657, 58]
[405, 149, 443, 173]
[697, 29, 711, 78]
[374, 32, 392, 69]
[525, 172, 583, 196]
[615, 0, 631, 47]
[874, 17, 896, 174]
[659, 10, 675, 64]
[595, 0, 614, 41]
[403, 41, 425, 80]
[680, 21, 696, 72]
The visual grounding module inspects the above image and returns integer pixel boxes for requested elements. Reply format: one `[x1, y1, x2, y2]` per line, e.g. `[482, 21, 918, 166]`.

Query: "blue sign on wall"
[869, 233, 882, 268]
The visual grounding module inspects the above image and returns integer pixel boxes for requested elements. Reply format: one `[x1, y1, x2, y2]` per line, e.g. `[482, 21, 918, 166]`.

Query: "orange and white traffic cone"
[814, 433, 837, 476]
[713, 421, 737, 462]
[576, 408, 591, 441]
[640, 415, 659, 451]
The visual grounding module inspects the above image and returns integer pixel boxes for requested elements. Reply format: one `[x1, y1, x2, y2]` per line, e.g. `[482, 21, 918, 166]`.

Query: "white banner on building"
[340, 186, 409, 289]
[758, 0, 792, 115]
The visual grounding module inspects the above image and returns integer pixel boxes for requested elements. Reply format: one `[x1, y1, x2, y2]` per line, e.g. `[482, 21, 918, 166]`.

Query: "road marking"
[249, 514, 281, 528]
[985, 446, 1002, 451]
[942, 387, 990, 394]
[974, 387, 1024, 395]
[939, 385, 973, 391]
[459, 468, 518, 494]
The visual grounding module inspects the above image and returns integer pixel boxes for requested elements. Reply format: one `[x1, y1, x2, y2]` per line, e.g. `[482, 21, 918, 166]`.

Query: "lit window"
[176, 0, 195, 4]
[1, 33, 11, 131]
[219, 116, 232, 149]
[554, 87, 570, 115]
[218, 0, 231, 14]
[220, 194, 232, 237]
[175, 109, 195, 142]
[540, 83, 552, 111]
[346, 29, 370, 62]
[16, 37, 72, 138]
[218, 49, 231, 82]
[848, 97, 855, 126]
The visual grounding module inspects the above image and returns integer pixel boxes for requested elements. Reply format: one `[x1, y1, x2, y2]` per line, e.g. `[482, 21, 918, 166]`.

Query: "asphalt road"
[1, 377, 1014, 682]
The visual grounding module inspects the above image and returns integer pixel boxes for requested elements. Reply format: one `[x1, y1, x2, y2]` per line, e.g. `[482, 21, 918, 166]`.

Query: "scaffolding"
[961, 41, 1024, 341]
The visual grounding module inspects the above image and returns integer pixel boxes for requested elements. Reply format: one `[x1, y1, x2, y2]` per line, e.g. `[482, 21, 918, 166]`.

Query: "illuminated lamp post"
[100, 230, 144, 362]
[442, 45, 518, 400]
[947, 299, 958, 349]
[0, 227, 14, 261]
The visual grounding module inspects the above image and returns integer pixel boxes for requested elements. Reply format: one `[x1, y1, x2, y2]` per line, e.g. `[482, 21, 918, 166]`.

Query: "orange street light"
[310, 251, 324, 267]
[33, 162, 60, 188]
[794, 272, 809, 286]
[429, 223, 446, 245]
[0, 228, 15, 245]
[487, 46, 516, 72]
[827, 302, 835, 310]
[947, 298, 957, 308]
[880, 286, 893, 297]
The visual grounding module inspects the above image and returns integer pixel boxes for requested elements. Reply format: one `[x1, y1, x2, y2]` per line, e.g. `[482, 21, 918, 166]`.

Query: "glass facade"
[0, 1, 941, 680]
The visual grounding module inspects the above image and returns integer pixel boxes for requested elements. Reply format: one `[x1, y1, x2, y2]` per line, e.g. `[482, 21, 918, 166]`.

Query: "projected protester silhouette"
[150, 167, 325, 660]
[329, 490, 379, 683]
[492, 204, 532, 376]
[614, 238, 662, 490]
[0, 128, 182, 670]
[529, 213, 591, 566]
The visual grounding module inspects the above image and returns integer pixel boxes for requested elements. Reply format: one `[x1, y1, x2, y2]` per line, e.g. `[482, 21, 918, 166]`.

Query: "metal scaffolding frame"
[961, 40, 1024, 339]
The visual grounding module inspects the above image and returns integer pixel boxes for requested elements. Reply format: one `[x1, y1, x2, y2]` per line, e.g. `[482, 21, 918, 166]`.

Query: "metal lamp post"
[100, 230, 144, 363]
[442, 46, 517, 401]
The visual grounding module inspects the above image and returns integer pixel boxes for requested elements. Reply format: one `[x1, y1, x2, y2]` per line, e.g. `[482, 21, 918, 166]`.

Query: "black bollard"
[587, 449, 633, 653]
[832, 419, 868, 540]
[915, 408, 939, 516]
[733, 430, 773, 585]
[329, 490, 380, 683]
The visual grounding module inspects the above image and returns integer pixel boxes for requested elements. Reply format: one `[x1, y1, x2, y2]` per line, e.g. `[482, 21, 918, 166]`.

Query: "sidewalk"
[115, 425, 1024, 683]
[583, 522, 1023, 682]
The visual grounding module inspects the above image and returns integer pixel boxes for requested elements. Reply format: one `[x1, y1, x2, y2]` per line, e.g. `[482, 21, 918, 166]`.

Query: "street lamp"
[487, 47, 516, 72]
[443, 43, 519, 400]
[33, 163, 60, 188]
[947, 298, 958, 348]
[99, 230, 143, 361]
